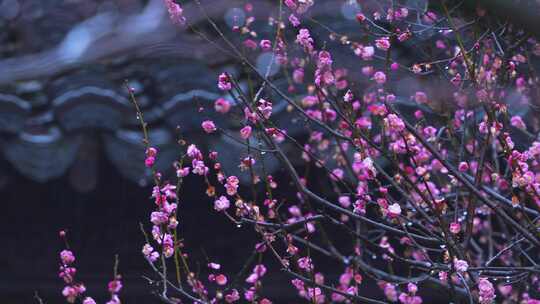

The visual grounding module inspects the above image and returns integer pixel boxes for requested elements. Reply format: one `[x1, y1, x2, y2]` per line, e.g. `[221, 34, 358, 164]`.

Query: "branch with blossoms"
[56, 230, 123, 304]
[52, 0, 540, 303]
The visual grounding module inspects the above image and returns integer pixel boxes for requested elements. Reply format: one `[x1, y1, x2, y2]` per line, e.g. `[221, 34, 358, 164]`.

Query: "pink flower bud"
[218, 73, 232, 91]
[60, 250, 76, 265]
[214, 196, 230, 212]
[407, 282, 418, 294]
[458, 162, 469, 172]
[243, 39, 257, 50]
[83, 297, 97, 304]
[146, 147, 158, 157]
[208, 262, 221, 270]
[454, 259, 469, 273]
[388, 203, 401, 218]
[449, 222, 461, 234]
[240, 126, 252, 139]
[356, 13, 366, 22]
[375, 37, 391, 51]
[216, 274, 228, 285]
[511, 116, 526, 130]
[145, 156, 155, 168]
[373, 71, 387, 84]
[260, 39, 272, 51]
[214, 98, 231, 114]
[201, 120, 217, 133]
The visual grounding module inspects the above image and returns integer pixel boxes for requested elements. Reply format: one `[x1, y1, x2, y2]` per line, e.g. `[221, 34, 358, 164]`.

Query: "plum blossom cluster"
[54, 0, 540, 303]
[147, 153, 180, 259]
[57, 231, 122, 304]
[230, 2, 538, 302]
[163, 0, 185, 25]
[146, 0, 540, 301]
[58, 247, 87, 304]
[243, 264, 270, 302]
[478, 278, 496, 304]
